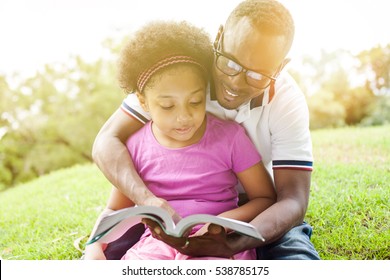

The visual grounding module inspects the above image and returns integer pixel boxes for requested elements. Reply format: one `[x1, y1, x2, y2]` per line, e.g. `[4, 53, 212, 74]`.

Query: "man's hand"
[142, 219, 235, 258]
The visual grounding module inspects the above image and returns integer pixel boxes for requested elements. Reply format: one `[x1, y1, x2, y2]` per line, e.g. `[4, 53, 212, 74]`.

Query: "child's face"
[139, 66, 207, 148]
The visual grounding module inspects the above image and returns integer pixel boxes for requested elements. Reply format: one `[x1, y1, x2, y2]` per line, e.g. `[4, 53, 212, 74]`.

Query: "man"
[92, 0, 320, 259]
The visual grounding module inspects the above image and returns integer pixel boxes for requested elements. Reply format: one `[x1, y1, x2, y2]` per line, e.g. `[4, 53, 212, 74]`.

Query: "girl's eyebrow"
[156, 87, 205, 99]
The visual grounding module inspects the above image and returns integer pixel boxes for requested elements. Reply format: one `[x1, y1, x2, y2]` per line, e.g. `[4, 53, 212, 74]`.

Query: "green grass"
[307, 125, 390, 259]
[0, 165, 111, 260]
[0, 125, 389, 260]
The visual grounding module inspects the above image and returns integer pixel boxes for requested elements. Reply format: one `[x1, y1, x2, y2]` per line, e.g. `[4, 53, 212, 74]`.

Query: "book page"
[89, 206, 175, 244]
[175, 214, 264, 240]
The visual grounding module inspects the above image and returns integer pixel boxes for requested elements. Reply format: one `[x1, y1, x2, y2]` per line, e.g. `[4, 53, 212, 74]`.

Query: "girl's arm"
[193, 162, 275, 236]
[218, 162, 276, 222]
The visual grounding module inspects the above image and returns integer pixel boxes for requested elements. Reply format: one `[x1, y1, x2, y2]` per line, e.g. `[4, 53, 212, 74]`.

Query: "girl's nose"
[176, 107, 192, 123]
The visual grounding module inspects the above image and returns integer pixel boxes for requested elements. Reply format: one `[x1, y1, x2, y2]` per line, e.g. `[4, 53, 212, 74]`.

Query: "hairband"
[137, 55, 207, 92]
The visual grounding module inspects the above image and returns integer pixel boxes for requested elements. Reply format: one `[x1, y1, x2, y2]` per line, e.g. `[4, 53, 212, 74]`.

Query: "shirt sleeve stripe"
[120, 101, 149, 124]
[272, 160, 313, 171]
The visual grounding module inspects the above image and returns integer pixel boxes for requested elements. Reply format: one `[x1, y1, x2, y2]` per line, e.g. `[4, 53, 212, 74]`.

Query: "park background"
[0, 0, 389, 259]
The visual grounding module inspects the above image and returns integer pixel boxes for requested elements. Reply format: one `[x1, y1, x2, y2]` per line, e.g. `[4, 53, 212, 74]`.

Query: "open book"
[87, 205, 264, 245]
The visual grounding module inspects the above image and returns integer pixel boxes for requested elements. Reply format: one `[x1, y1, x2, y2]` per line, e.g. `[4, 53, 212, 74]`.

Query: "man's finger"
[142, 218, 187, 247]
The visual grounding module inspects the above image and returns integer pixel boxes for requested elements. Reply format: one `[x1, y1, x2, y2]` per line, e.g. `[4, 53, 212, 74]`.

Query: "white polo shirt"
[120, 71, 313, 178]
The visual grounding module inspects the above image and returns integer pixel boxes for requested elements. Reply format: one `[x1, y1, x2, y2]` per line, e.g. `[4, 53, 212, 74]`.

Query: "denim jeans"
[256, 222, 320, 260]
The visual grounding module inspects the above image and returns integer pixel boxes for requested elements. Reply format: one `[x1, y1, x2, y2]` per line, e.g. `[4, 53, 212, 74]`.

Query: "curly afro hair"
[117, 20, 213, 93]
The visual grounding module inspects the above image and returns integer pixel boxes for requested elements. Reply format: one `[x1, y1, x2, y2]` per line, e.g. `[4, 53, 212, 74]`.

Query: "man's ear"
[213, 25, 224, 50]
[279, 58, 291, 72]
[136, 91, 149, 112]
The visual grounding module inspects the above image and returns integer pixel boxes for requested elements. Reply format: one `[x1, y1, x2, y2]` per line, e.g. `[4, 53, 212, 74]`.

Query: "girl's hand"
[191, 223, 210, 237]
[143, 196, 181, 222]
[192, 223, 228, 237]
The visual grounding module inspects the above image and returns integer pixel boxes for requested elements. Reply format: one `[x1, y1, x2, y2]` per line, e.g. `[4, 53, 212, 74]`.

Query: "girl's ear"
[136, 91, 149, 112]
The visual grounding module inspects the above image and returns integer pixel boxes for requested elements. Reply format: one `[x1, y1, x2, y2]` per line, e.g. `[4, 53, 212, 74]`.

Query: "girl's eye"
[161, 105, 174, 110]
[190, 100, 203, 106]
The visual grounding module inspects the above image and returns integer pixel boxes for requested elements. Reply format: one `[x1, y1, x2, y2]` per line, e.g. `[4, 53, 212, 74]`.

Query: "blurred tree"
[356, 44, 390, 125]
[357, 44, 390, 95]
[360, 95, 390, 126]
[321, 68, 375, 126]
[307, 89, 346, 129]
[340, 87, 376, 125]
[293, 49, 377, 128]
[0, 53, 124, 189]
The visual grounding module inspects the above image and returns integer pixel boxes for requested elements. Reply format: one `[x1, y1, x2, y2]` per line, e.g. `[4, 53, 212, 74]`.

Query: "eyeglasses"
[213, 28, 278, 89]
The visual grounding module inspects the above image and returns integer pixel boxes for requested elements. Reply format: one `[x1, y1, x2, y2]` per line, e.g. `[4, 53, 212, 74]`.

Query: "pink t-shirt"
[126, 114, 261, 218]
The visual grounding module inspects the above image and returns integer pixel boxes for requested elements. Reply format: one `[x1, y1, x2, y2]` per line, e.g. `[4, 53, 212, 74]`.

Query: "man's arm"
[92, 108, 177, 214]
[92, 108, 147, 202]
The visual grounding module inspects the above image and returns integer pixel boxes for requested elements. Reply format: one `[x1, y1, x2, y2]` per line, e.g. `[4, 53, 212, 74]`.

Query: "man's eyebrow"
[222, 50, 271, 74]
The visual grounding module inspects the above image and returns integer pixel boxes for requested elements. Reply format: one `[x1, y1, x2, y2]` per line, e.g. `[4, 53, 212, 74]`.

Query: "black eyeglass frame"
[213, 28, 279, 90]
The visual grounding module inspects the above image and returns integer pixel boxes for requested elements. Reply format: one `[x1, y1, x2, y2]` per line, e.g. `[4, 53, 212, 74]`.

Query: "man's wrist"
[228, 233, 263, 255]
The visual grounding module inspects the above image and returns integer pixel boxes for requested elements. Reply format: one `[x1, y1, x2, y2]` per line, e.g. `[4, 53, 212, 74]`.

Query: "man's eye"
[227, 60, 241, 71]
[247, 71, 263, 81]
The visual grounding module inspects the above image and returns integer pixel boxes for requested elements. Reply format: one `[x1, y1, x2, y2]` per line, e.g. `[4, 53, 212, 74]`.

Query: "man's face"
[213, 17, 288, 109]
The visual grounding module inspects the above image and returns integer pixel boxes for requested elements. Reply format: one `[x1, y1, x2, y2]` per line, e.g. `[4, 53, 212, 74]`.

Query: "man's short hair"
[226, 0, 295, 51]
